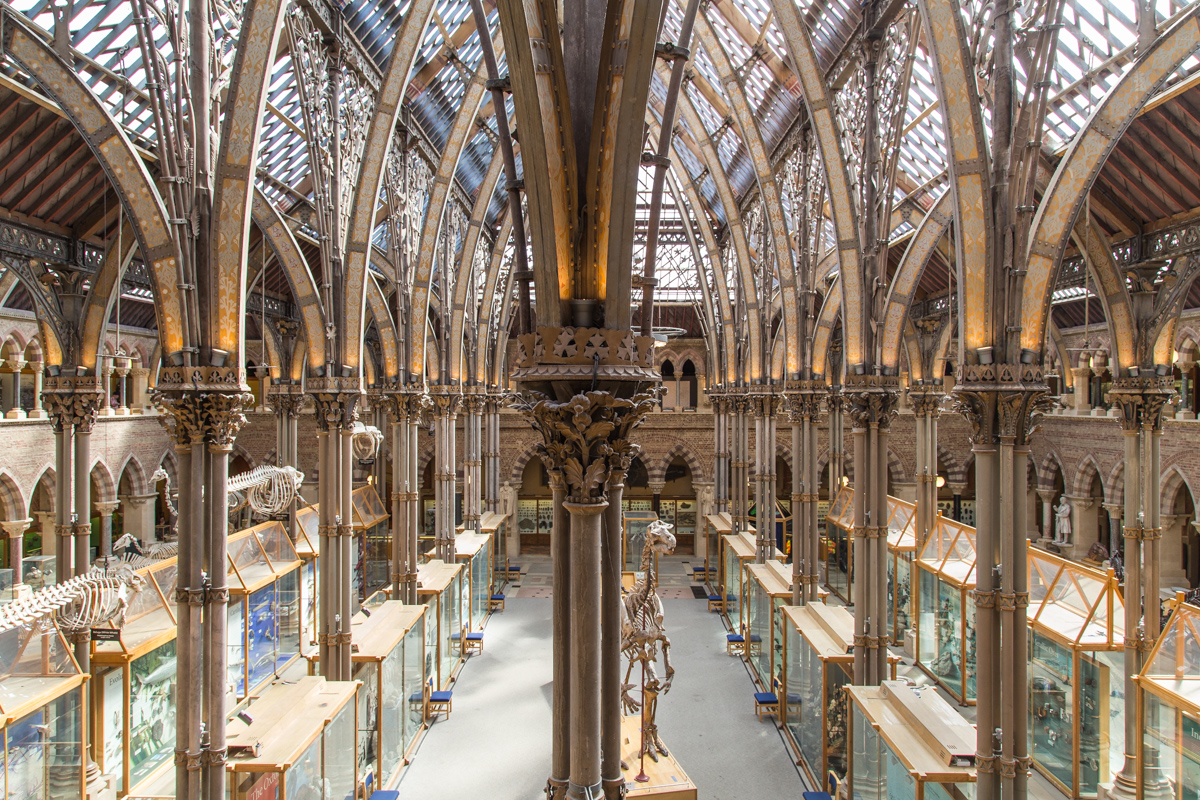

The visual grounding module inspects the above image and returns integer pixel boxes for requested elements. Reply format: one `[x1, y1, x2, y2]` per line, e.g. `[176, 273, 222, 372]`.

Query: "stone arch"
[0, 471, 27, 520]
[230, 445, 256, 475]
[30, 467, 55, 513]
[650, 443, 707, 486]
[1038, 452, 1067, 492]
[1106, 460, 1125, 508]
[936, 444, 962, 483]
[158, 450, 178, 488]
[509, 445, 543, 485]
[1070, 455, 1103, 500]
[90, 460, 117, 504]
[117, 455, 150, 497]
[1161, 466, 1196, 513]
[1177, 326, 1200, 362]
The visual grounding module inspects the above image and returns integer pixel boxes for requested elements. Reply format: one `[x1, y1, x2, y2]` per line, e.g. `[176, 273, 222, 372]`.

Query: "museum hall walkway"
[395, 555, 810, 799]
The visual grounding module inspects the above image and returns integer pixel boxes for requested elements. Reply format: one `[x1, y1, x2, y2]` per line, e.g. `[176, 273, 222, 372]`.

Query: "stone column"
[381, 390, 426, 603]
[463, 394, 485, 532]
[845, 375, 898, 685]
[99, 364, 115, 417]
[309, 379, 362, 681]
[948, 482, 967, 522]
[1178, 361, 1196, 419]
[4, 359, 26, 419]
[1102, 503, 1123, 558]
[1037, 488, 1057, 546]
[1071, 366, 1092, 415]
[34, 511, 55, 561]
[601, 465, 627, 799]
[0, 518, 31, 584]
[513, 384, 658, 800]
[153, 367, 252, 800]
[128, 367, 150, 414]
[432, 391, 462, 561]
[911, 388, 943, 549]
[114, 367, 131, 415]
[752, 391, 778, 563]
[42, 375, 104, 588]
[826, 391, 846, 497]
[786, 384, 823, 605]
[710, 394, 729, 514]
[484, 396, 501, 513]
[93, 500, 121, 564]
[28, 363, 46, 419]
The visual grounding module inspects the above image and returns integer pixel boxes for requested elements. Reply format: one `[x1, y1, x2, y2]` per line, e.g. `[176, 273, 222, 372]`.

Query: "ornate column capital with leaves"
[843, 374, 900, 431]
[785, 380, 826, 424]
[307, 376, 362, 433]
[1107, 375, 1175, 432]
[41, 374, 106, 433]
[908, 387, 946, 417]
[951, 363, 1056, 446]
[511, 389, 660, 504]
[265, 384, 306, 419]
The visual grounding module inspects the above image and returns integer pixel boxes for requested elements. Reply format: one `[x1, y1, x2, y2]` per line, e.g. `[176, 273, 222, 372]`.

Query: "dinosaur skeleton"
[620, 519, 677, 763]
[227, 464, 306, 517]
[152, 467, 178, 538]
[0, 566, 146, 634]
[112, 533, 180, 566]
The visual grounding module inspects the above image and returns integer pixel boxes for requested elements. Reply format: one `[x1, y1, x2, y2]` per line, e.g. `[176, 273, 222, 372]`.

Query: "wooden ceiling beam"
[0, 120, 69, 205]
[17, 140, 90, 217]
[29, 147, 95, 220]
[1120, 127, 1200, 210]
[1102, 151, 1177, 220]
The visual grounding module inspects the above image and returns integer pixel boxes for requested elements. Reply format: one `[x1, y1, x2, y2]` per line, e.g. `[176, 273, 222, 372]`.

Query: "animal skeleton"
[227, 464, 305, 517]
[352, 422, 384, 460]
[112, 533, 180, 566]
[152, 467, 178, 538]
[620, 519, 677, 763]
[0, 565, 146, 634]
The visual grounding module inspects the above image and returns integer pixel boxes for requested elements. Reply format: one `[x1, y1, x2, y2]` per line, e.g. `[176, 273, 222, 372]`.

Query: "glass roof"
[3, 0, 1198, 339]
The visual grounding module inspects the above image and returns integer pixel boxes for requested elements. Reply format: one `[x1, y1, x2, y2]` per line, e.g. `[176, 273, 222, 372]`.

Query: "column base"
[4, 409, 25, 420]
[99, 407, 115, 417]
[1179, 409, 1197, 420]
[115, 407, 131, 416]
[26, 409, 46, 419]
[602, 777, 624, 800]
[545, 778, 569, 800]
[568, 780, 602, 800]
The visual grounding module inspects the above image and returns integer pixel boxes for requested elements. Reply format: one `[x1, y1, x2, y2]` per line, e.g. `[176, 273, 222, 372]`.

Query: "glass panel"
[929, 578, 964, 700]
[129, 640, 177, 788]
[278, 569, 301, 666]
[851, 703, 882, 800]
[795, 636, 823, 777]
[405, 615, 426, 756]
[8, 687, 83, 800]
[722, 546, 739, 620]
[1030, 631, 1074, 791]
[1140, 693, 1176, 800]
[381, 646, 404, 787]
[353, 662, 377, 788]
[324, 700, 356, 800]
[424, 595, 439, 688]
[883, 736, 917, 800]
[286, 735, 321, 800]
[255, 521, 299, 567]
[827, 519, 851, 603]
[917, 568, 937, 673]
[748, 576, 771, 687]
[98, 669, 123, 793]
[247, 583, 279, 691]
[228, 600, 246, 697]
[826, 664, 851, 778]
[301, 561, 318, 652]
[675, 500, 697, 542]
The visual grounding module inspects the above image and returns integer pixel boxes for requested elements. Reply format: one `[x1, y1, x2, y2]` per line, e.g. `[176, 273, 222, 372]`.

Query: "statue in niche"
[1054, 500, 1072, 545]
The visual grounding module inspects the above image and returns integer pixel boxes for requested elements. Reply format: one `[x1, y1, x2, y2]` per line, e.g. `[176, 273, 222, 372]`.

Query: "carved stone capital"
[784, 382, 826, 423]
[510, 389, 658, 503]
[951, 365, 1054, 446]
[462, 394, 487, 415]
[154, 388, 253, 448]
[1107, 376, 1175, 431]
[265, 385, 306, 419]
[306, 377, 362, 432]
[431, 390, 463, 418]
[0, 518, 31, 538]
[908, 388, 946, 417]
[843, 375, 899, 430]
[41, 374, 106, 433]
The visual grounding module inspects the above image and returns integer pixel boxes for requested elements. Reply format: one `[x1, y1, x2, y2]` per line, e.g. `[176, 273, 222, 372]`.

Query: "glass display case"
[226, 521, 304, 701]
[847, 682, 977, 800]
[622, 511, 659, 572]
[915, 513, 979, 704]
[91, 558, 180, 796]
[352, 486, 391, 597]
[780, 603, 900, 788]
[348, 602, 426, 793]
[417, 560, 464, 690]
[1026, 548, 1124, 797]
[292, 508, 320, 653]
[477, 512, 510, 586]
[703, 513, 734, 588]
[719, 533, 755, 626]
[887, 519, 917, 645]
[749, 499, 792, 554]
[743, 562, 792, 690]
[453, 530, 493, 632]
[0, 608, 87, 800]
[226, 676, 359, 800]
[824, 486, 854, 602]
[22, 555, 55, 591]
[1136, 595, 1200, 800]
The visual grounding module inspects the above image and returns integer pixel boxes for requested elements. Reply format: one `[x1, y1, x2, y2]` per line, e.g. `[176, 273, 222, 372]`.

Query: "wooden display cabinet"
[226, 676, 359, 800]
[417, 560, 465, 690]
[453, 529, 494, 632]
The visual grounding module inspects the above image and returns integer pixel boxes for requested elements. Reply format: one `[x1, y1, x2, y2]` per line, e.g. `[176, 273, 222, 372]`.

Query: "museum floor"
[396, 555, 1068, 800]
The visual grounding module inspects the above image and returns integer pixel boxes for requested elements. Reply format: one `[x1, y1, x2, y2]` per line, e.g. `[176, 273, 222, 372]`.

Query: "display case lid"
[228, 521, 301, 593]
[477, 511, 509, 533]
[350, 601, 425, 661]
[783, 603, 855, 659]
[848, 683, 977, 781]
[825, 487, 918, 545]
[723, 533, 756, 560]
[226, 676, 359, 771]
[291, 519, 318, 560]
[916, 514, 978, 588]
[417, 560, 463, 594]
[827, 485, 853, 523]
[296, 504, 320, 545]
[622, 511, 659, 523]
[93, 559, 178, 659]
[1027, 547, 1124, 648]
[747, 562, 791, 597]
[1138, 596, 1200, 713]
[705, 513, 734, 533]
[749, 499, 792, 523]
[351, 485, 389, 528]
[454, 531, 491, 559]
